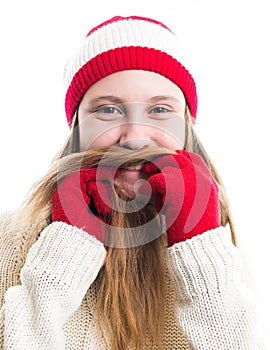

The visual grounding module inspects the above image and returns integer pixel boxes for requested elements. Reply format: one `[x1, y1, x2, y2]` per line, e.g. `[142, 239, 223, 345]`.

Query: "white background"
[0, 0, 269, 345]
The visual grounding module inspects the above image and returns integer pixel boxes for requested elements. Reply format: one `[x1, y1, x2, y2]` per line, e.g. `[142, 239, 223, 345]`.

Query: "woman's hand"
[140, 150, 221, 247]
[52, 167, 113, 243]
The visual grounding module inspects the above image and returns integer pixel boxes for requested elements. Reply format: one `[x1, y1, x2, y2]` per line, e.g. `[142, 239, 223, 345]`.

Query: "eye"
[94, 106, 124, 120]
[96, 106, 121, 114]
[148, 105, 172, 120]
[149, 106, 171, 114]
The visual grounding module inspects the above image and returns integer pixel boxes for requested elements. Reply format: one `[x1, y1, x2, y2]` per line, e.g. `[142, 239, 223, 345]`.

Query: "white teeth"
[124, 165, 142, 171]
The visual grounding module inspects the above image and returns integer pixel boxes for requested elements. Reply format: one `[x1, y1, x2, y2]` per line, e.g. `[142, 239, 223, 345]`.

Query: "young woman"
[0, 16, 263, 349]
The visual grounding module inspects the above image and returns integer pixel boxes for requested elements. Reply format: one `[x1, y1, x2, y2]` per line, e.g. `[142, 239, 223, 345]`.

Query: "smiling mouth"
[121, 165, 143, 171]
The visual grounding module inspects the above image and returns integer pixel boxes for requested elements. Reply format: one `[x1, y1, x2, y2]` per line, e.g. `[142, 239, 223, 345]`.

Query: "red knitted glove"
[140, 150, 221, 247]
[52, 168, 113, 243]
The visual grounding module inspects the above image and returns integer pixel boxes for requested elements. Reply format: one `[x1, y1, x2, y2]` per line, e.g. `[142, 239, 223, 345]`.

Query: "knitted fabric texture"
[64, 16, 197, 127]
[0, 211, 263, 349]
[141, 151, 221, 246]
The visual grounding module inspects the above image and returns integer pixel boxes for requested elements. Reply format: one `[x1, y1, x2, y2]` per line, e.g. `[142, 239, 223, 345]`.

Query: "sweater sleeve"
[167, 226, 264, 350]
[0, 221, 106, 350]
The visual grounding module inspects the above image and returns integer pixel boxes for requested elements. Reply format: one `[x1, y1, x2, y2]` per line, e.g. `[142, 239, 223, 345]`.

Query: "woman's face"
[78, 70, 186, 193]
[78, 70, 186, 151]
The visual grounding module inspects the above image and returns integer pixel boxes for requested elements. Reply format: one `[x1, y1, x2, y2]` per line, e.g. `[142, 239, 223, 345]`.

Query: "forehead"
[81, 70, 185, 103]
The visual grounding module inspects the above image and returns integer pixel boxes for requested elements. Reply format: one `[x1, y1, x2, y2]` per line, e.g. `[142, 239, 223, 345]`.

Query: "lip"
[120, 165, 143, 171]
[115, 166, 143, 190]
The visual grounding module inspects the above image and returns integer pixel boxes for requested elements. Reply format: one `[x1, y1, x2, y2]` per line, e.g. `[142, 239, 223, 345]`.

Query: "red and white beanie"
[64, 16, 197, 127]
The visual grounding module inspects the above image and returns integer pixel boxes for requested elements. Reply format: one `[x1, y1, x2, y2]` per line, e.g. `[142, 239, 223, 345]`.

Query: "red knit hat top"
[64, 16, 197, 127]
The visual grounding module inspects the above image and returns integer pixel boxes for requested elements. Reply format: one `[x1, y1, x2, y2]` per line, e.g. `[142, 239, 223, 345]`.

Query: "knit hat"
[64, 16, 197, 127]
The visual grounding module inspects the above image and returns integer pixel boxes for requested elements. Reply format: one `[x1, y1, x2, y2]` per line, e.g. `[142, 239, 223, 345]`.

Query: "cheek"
[87, 133, 118, 149]
[152, 118, 186, 150]
[79, 120, 121, 150]
[154, 131, 185, 150]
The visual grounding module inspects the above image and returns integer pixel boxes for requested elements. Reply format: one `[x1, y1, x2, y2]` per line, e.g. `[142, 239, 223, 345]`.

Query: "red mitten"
[140, 150, 221, 247]
[52, 167, 114, 243]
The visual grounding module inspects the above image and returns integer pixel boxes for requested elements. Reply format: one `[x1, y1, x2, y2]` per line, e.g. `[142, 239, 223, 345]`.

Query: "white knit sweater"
[0, 211, 263, 349]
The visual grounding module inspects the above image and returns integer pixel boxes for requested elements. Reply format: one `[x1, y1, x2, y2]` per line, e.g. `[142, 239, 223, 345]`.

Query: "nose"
[119, 122, 157, 150]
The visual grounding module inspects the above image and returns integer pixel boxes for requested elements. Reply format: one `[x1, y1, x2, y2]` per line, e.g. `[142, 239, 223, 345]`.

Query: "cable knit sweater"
[0, 210, 263, 349]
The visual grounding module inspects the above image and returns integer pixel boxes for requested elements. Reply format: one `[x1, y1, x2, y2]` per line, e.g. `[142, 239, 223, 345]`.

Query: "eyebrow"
[87, 94, 182, 105]
[88, 95, 123, 105]
[148, 95, 182, 104]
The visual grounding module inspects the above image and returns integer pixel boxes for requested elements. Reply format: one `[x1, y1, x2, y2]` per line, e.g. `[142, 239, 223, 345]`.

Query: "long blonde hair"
[17, 107, 236, 350]
[19, 107, 235, 242]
